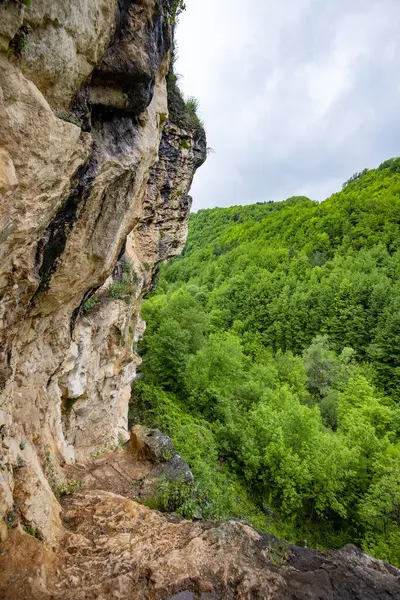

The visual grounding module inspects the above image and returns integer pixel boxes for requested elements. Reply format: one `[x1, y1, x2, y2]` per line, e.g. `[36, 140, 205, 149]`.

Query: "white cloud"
[175, 0, 400, 210]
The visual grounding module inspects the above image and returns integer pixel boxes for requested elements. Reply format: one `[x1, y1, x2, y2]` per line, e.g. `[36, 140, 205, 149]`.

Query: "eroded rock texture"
[0, 428, 399, 598]
[0, 488, 399, 599]
[0, 0, 206, 544]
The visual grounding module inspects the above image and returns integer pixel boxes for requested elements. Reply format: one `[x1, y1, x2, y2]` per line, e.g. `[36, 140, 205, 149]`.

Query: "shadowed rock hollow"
[0, 1, 399, 598]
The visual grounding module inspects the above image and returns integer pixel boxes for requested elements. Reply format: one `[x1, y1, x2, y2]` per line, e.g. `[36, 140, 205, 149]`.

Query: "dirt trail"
[65, 448, 154, 501]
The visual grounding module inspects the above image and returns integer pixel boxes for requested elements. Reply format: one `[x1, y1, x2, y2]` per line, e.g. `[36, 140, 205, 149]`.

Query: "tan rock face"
[0, 0, 206, 545]
[1, 0, 119, 109]
[0, 488, 399, 599]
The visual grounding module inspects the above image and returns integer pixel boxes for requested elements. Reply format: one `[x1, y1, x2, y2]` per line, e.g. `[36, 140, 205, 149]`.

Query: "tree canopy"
[131, 158, 400, 566]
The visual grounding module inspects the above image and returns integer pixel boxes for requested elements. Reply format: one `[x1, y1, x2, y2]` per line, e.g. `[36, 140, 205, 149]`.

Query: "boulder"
[129, 424, 194, 509]
[129, 424, 175, 463]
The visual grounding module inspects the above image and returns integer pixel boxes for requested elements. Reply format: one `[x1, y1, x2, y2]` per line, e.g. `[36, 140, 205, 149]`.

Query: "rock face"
[0, 489, 399, 599]
[0, 0, 206, 544]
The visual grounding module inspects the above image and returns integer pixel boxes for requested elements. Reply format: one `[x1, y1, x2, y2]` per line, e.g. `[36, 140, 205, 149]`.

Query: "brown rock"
[1, 490, 398, 599]
[0, 520, 7, 543]
[130, 424, 175, 462]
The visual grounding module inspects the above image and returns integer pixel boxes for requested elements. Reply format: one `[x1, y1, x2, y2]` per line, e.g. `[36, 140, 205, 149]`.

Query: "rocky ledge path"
[0, 427, 399, 600]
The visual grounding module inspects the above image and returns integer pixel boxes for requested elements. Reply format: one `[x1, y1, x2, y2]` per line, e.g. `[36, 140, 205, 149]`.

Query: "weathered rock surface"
[0, 489, 399, 599]
[0, 0, 206, 546]
[129, 424, 194, 502]
[130, 424, 176, 462]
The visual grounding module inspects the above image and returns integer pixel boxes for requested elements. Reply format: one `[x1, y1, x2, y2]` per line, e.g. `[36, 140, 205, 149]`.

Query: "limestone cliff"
[0, 0, 206, 542]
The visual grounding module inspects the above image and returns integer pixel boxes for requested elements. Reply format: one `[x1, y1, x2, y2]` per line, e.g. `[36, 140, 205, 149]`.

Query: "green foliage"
[108, 281, 134, 300]
[23, 524, 40, 539]
[82, 296, 100, 314]
[184, 97, 204, 131]
[56, 479, 85, 499]
[163, 0, 186, 25]
[5, 509, 16, 528]
[64, 397, 78, 413]
[303, 335, 341, 396]
[342, 168, 368, 188]
[179, 138, 191, 150]
[1, 0, 32, 9]
[44, 444, 84, 500]
[89, 438, 127, 460]
[44, 451, 57, 488]
[166, 71, 205, 136]
[108, 258, 138, 301]
[132, 159, 400, 566]
[131, 382, 267, 525]
[264, 537, 291, 565]
[145, 476, 195, 515]
[56, 112, 83, 128]
[159, 112, 168, 127]
[9, 24, 31, 57]
[83, 259, 137, 311]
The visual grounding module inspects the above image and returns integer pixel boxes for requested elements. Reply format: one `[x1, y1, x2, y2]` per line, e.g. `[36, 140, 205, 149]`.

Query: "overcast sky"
[175, 0, 400, 211]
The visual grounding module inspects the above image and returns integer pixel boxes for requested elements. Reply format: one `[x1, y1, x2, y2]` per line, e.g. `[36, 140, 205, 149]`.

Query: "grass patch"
[140, 475, 196, 517]
[167, 71, 205, 137]
[108, 258, 138, 301]
[56, 112, 83, 128]
[23, 524, 41, 539]
[179, 138, 191, 151]
[82, 297, 100, 314]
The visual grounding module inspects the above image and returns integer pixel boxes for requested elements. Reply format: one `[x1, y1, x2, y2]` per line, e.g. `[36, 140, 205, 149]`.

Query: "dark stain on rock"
[89, 0, 172, 116]
[34, 157, 98, 295]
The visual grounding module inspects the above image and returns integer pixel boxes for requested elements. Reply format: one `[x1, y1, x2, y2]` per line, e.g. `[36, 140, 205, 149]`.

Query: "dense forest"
[131, 157, 400, 566]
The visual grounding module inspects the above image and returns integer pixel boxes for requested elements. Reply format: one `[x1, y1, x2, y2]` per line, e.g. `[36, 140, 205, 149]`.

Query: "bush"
[108, 258, 138, 301]
[163, 0, 186, 25]
[82, 297, 100, 314]
[152, 476, 194, 514]
[166, 71, 205, 136]
[9, 24, 31, 57]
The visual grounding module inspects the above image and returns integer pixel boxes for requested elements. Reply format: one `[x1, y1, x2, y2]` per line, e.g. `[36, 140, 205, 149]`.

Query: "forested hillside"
[131, 158, 400, 566]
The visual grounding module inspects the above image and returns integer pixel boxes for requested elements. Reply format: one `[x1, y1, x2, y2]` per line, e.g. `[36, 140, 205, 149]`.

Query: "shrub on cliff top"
[167, 71, 205, 136]
[164, 0, 186, 25]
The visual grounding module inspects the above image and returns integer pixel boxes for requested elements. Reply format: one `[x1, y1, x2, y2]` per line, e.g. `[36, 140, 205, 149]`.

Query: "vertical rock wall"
[0, 0, 206, 542]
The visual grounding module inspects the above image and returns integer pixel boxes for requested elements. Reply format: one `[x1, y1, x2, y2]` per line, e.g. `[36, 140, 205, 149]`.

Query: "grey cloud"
[176, 0, 400, 210]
